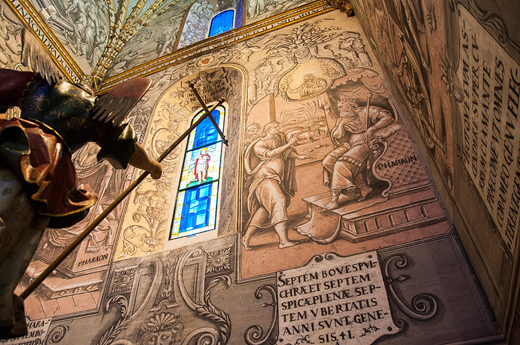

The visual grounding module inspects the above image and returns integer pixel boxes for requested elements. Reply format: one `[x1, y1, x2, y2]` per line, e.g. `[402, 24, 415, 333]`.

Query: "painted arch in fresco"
[114, 67, 244, 260]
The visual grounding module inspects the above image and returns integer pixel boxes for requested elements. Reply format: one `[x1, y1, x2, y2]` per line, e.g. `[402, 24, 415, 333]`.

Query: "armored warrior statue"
[0, 31, 161, 338]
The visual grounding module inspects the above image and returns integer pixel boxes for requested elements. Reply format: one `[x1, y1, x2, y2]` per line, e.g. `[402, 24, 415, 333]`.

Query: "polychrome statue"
[0, 30, 161, 339]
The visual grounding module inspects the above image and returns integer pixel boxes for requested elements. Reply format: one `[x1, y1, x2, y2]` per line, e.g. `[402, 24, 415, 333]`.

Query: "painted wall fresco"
[28, 0, 110, 73]
[350, 0, 454, 195]
[246, 0, 314, 24]
[104, 6, 186, 78]
[2, 7, 505, 345]
[234, 14, 448, 279]
[350, 0, 520, 332]
[11, 234, 497, 345]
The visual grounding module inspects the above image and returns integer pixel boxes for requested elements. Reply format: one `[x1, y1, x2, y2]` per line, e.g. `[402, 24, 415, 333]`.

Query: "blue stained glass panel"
[171, 105, 225, 240]
[171, 181, 219, 239]
[180, 184, 211, 231]
[188, 106, 225, 150]
[208, 10, 234, 37]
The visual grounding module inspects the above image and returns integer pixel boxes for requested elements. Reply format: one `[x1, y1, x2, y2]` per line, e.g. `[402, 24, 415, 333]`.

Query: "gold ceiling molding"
[5, 0, 338, 89]
[92, 0, 183, 80]
[100, 0, 333, 90]
[6, 0, 84, 82]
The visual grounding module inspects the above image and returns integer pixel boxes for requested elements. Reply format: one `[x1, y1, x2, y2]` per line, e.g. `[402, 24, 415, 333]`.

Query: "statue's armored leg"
[0, 166, 49, 339]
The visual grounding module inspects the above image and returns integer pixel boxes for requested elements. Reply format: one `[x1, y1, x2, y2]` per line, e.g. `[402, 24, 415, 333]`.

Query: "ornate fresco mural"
[246, 0, 314, 24]
[30, 0, 109, 73]
[350, 0, 454, 194]
[0, 5, 509, 345]
[351, 0, 520, 332]
[104, 7, 186, 78]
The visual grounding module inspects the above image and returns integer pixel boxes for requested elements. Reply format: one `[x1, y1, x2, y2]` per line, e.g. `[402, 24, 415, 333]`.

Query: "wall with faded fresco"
[1, 5, 508, 345]
[31, 0, 109, 73]
[350, 0, 520, 340]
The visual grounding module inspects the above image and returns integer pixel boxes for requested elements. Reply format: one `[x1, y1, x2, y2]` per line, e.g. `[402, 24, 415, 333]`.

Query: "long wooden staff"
[187, 81, 228, 145]
[20, 97, 225, 299]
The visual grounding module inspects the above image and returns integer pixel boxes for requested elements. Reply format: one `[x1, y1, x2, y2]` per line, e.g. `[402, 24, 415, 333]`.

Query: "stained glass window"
[170, 105, 225, 239]
[208, 10, 234, 37]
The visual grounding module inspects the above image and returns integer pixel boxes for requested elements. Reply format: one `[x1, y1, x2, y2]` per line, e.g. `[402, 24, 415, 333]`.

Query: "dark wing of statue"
[91, 78, 152, 126]
[22, 28, 63, 85]
[0, 69, 40, 112]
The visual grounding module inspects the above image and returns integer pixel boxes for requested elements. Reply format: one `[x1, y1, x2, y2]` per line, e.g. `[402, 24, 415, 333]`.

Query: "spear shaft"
[187, 81, 228, 145]
[20, 98, 225, 300]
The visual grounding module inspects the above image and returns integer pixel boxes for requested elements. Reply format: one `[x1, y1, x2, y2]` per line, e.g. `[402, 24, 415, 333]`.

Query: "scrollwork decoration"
[313, 253, 337, 263]
[368, 138, 393, 197]
[450, 0, 519, 54]
[152, 251, 179, 311]
[45, 325, 70, 344]
[96, 259, 162, 345]
[467, 0, 510, 49]
[244, 285, 278, 345]
[96, 296, 132, 345]
[177, 251, 232, 345]
[382, 254, 439, 322]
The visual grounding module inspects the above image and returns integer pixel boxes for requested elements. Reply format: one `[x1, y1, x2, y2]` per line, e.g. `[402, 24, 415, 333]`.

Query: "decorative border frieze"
[100, 0, 333, 90]
[6, 0, 83, 82]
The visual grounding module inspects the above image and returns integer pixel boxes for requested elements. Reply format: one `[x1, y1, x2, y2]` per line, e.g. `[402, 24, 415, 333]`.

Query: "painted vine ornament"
[0, 29, 162, 339]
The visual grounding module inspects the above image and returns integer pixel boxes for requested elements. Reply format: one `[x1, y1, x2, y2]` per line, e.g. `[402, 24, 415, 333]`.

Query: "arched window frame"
[207, 9, 235, 38]
[169, 104, 227, 240]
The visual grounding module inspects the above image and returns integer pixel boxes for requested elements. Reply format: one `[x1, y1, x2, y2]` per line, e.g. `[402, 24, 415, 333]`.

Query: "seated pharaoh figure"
[321, 96, 396, 211]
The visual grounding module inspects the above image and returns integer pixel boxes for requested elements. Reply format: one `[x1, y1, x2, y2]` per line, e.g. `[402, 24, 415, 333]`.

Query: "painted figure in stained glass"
[193, 147, 211, 183]
[171, 106, 225, 239]
[242, 122, 313, 250]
